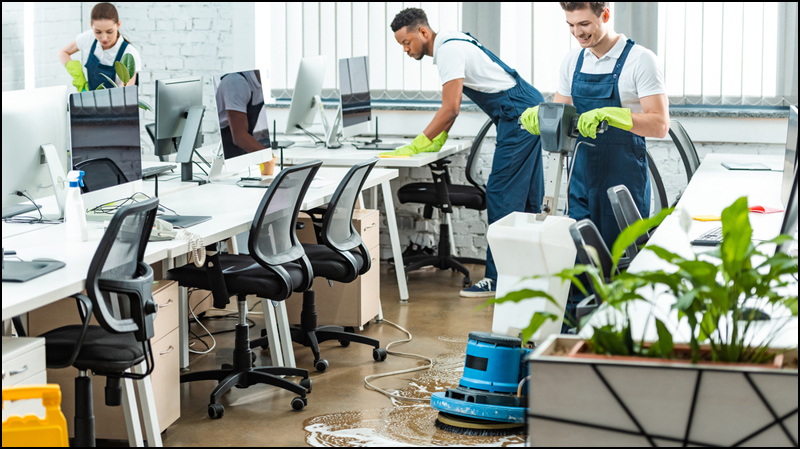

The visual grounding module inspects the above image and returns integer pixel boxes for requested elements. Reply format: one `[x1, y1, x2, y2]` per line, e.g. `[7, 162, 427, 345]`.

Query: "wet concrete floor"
[161, 264, 515, 447]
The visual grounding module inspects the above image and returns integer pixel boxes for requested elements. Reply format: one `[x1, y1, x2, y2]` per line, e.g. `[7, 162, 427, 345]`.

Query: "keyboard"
[691, 227, 723, 246]
[142, 164, 177, 179]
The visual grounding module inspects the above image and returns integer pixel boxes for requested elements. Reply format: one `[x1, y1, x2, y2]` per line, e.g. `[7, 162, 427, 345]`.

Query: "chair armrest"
[576, 294, 599, 320]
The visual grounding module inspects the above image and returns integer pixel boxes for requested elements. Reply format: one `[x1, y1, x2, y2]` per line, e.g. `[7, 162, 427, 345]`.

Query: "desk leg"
[175, 254, 189, 369]
[133, 362, 162, 447]
[370, 186, 379, 210]
[261, 299, 284, 368]
[447, 214, 458, 257]
[380, 180, 409, 302]
[121, 375, 144, 447]
[274, 301, 297, 368]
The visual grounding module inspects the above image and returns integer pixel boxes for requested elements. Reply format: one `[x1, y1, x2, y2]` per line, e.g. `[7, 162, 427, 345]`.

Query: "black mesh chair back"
[85, 197, 159, 343]
[569, 219, 615, 282]
[608, 184, 649, 258]
[669, 120, 701, 182]
[647, 149, 669, 214]
[248, 160, 322, 297]
[74, 157, 130, 193]
[465, 119, 494, 193]
[321, 158, 378, 275]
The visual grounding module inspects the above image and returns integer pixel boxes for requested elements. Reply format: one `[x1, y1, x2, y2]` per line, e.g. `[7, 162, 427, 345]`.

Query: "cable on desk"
[3, 190, 63, 224]
[192, 160, 208, 176]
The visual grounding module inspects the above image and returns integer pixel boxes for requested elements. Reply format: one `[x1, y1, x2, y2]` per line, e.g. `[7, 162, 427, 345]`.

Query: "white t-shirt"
[76, 29, 142, 87]
[432, 31, 516, 93]
[216, 71, 266, 130]
[557, 34, 665, 113]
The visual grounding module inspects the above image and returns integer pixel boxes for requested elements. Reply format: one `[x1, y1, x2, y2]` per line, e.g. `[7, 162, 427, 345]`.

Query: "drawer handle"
[364, 223, 377, 229]
[9, 365, 28, 376]
[158, 299, 174, 308]
[159, 346, 174, 356]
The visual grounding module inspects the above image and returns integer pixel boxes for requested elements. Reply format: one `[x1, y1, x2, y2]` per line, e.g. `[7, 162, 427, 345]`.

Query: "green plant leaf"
[99, 73, 118, 88]
[121, 53, 136, 80]
[674, 289, 698, 310]
[719, 197, 752, 280]
[655, 318, 674, 358]
[96, 83, 105, 90]
[138, 99, 152, 111]
[480, 288, 556, 310]
[593, 329, 629, 356]
[115, 61, 130, 84]
[520, 311, 561, 343]
[611, 207, 673, 273]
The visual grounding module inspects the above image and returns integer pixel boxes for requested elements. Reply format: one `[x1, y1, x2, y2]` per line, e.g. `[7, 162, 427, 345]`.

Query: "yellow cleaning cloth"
[693, 215, 721, 222]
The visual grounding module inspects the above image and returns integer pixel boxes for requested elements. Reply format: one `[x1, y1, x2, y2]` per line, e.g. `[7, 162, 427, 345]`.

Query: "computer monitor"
[781, 105, 798, 208]
[339, 56, 372, 138]
[154, 76, 206, 184]
[778, 168, 798, 256]
[285, 56, 326, 136]
[69, 86, 143, 211]
[2, 86, 70, 219]
[212, 69, 274, 176]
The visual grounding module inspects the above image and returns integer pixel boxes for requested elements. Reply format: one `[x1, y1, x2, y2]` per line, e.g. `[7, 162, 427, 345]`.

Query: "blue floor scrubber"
[431, 332, 532, 435]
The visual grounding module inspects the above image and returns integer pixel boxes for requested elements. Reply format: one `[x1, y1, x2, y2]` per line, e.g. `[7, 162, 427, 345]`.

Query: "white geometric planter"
[527, 336, 799, 447]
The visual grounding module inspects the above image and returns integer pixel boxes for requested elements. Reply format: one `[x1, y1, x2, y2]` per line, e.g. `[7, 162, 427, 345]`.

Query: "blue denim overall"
[84, 38, 129, 91]
[441, 34, 545, 281]
[569, 39, 650, 250]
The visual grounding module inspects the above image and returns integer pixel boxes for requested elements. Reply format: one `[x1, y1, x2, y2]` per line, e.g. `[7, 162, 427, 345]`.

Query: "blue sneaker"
[460, 278, 496, 298]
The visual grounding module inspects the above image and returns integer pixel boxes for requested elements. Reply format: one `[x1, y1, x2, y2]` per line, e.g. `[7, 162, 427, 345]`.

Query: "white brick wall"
[34, 3, 81, 89]
[2, 2, 25, 92]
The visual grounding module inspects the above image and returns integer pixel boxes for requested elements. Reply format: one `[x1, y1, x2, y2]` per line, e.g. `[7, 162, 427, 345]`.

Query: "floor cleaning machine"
[431, 104, 607, 436]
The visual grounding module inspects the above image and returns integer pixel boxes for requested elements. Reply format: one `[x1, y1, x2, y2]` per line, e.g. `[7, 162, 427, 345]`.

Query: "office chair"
[396, 119, 493, 287]
[38, 198, 160, 447]
[668, 120, 701, 182]
[252, 158, 387, 372]
[647, 149, 669, 214]
[74, 157, 129, 193]
[568, 219, 624, 321]
[607, 184, 652, 259]
[167, 161, 321, 419]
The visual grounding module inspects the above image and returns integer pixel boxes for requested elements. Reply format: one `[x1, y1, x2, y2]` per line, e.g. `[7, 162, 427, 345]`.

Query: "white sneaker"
[460, 278, 496, 298]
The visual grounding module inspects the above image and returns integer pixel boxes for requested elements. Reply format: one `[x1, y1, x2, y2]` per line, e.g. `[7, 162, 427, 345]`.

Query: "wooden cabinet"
[27, 279, 180, 439]
[284, 209, 381, 327]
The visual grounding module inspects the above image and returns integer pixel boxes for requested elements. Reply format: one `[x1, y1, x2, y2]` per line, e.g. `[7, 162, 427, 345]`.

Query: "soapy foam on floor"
[304, 335, 526, 447]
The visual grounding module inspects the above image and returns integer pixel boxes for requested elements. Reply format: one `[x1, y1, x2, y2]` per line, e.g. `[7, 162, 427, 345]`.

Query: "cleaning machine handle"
[568, 117, 608, 138]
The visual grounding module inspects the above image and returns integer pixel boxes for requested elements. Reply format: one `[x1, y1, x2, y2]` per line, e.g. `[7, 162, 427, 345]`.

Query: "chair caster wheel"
[314, 359, 329, 372]
[300, 378, 312, 393]
[221, 363, 233, 370]
[259, 329, 270, 350]
[373, 348, 388, 362]
[344, 326, 355, 334]
[291, 397, 307, 411]
[462, 277, 472, 288]
[251, 352, 257, 365]
[339, 339, 351, 347]
[208, 403, 224, 419]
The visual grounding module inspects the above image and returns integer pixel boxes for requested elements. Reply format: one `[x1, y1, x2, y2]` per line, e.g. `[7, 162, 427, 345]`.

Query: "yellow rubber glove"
[577, 107, 633, 139]
[422, 130, 448, 153]
[520, 106, 540, 135]
[379, 132, 433, 158]
[65, 60, 88, 93]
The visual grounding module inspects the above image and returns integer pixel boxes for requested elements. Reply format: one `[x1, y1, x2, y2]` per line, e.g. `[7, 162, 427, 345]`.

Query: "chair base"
[181, 301, 311, 418]
[401, 222, 485, 287]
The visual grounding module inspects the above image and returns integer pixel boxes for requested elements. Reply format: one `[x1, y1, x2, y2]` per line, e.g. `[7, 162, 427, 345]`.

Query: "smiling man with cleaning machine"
[521, 2, 669, 249]
[387, 8, 546, 298]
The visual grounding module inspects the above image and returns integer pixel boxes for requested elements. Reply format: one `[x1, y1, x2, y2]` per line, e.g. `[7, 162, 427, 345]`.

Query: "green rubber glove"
[65, 60, 88, 92]
[379, 132, 433, 158]
[423, 130, 448, 153]
[578, 107, 633, 139]
[520, 106, 540, 135]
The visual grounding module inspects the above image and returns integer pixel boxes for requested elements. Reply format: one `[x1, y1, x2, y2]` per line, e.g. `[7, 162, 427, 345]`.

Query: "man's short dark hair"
[559, 2, 608, 17]
[390, 8, 430, 33]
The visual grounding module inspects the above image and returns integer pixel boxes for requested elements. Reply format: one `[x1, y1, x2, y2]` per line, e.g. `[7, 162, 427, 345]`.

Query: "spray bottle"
[65, 170, 88, 242]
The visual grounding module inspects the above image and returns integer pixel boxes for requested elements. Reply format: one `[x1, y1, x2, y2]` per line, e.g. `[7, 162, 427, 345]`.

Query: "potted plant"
[490, 197, 798, 447]
[97, 53, 152, 111]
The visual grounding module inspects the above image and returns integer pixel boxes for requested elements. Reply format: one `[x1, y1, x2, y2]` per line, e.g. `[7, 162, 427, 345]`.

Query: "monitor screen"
[339, 56, 371, 129]
[782, 105, 798, 207]
[69, 86, 142, 191]
[214, 69, 270, 161]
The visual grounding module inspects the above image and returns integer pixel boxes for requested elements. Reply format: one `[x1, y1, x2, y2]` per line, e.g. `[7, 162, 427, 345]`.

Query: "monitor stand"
[43, 143, 68, 220]
[314, 95, 342, 149]
[175, 105, 207, 185]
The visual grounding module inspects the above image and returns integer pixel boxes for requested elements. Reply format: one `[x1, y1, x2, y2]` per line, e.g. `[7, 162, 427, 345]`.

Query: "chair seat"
[397, 183, 486, 210]
[302, 244, 364, 281]
[167, 254, 306, 299]
[42, 325, 145, 373]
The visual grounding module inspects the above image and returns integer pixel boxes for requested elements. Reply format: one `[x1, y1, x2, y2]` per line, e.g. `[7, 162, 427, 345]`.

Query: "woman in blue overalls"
[58, 3, 141, 92]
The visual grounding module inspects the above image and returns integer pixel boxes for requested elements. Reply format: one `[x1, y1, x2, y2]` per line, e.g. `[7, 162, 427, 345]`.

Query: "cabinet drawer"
[144, 328, 180, 433]
[2, 337, 46, 388]
[151, 280, 179, 343]
[357, 210, 380, 250]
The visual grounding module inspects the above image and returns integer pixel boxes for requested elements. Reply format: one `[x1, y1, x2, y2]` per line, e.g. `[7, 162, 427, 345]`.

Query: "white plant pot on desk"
[526, 335, 799, 447]
[487, 212, 576, 340]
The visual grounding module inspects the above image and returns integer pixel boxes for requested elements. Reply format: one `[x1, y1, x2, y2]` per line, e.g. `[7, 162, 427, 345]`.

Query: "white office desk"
[584, 153, 797, 348]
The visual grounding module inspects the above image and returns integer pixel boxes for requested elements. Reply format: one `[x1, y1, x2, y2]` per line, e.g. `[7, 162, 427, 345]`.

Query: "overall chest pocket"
[572, 80, 617, 103]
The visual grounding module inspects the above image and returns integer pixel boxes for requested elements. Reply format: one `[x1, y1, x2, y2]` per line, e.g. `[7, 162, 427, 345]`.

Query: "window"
[264, 2, 462, 101]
